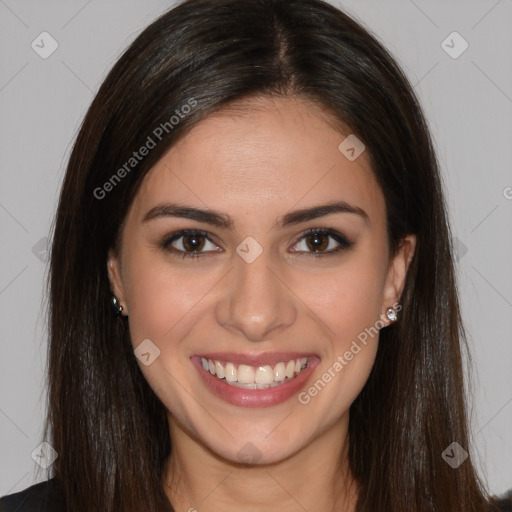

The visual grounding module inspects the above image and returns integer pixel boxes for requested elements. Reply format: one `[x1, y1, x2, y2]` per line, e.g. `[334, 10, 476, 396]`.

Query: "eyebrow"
[142, 201, 369, 229]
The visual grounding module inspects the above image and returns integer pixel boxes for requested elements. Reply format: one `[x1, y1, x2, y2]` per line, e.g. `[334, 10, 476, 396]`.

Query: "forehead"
[129, 96, 385, 227]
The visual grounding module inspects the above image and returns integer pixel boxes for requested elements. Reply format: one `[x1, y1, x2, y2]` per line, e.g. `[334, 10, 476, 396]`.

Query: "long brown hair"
[45, 0, 498, 510]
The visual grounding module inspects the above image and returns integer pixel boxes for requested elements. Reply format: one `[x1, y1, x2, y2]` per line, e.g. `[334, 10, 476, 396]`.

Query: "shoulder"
[489, 488, 512, 512]
[1, 480, 510, 512]
[0, 478, 65, 512]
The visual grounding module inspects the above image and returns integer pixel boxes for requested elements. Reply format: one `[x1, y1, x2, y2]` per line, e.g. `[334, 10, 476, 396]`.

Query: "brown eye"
[304, 233, 329, 252]
[161, 229, 221, 258]
[181, 233, 206, 252]
[291, 228, 353, 256]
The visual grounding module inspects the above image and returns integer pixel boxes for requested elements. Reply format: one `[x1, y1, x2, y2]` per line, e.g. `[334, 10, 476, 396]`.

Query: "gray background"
[1, 0, 511, 498]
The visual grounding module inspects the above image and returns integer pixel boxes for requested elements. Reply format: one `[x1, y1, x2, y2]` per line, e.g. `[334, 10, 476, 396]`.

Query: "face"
[108, 95, 415, 466]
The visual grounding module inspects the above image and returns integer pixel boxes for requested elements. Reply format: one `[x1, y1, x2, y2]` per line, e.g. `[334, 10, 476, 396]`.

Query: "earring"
[111, 295, 124, 315]
[385, 306, 398, 322]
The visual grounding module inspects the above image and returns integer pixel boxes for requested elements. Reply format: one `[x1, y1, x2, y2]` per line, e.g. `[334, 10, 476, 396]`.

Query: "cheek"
[298, 256, 384, 416]
[122, 250, 198, 347]
[301, 255, 387, 342]
[121, 251, 205, 418]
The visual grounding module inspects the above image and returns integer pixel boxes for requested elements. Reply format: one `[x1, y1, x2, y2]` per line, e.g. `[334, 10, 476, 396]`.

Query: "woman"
[1, 0, 510, 510]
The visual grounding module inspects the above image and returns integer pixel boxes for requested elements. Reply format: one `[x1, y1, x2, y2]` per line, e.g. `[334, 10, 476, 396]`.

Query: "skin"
[108, 95, 416, 511]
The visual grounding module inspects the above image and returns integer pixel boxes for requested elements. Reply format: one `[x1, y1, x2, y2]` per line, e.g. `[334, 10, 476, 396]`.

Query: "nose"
[215, 247, 297, 342]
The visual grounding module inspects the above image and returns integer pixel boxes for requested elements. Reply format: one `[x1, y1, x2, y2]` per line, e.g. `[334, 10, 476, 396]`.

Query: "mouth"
[191, 352, 319, 407]
[200, 356, 310, 389]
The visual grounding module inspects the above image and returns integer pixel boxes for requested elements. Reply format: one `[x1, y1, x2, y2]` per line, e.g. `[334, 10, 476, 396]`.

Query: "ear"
[380, 234, 416, 326]
[107, 248, 128, 316]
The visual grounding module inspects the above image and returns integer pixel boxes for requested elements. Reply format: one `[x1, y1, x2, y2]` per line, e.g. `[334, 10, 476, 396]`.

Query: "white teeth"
[255, 365, 274, 385]
[237, 364, 255, 384]
[215, 360, 225, 379]
[225, 362, 237, 382]
[200, 356, 310, 387]
[273, 362, 286, 382]
[285, 360, 295, 378]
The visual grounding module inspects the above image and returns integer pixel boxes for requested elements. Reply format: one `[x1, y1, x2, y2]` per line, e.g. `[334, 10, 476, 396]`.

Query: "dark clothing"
[1, 478, 511, 511]
[0, 479, 65, 512]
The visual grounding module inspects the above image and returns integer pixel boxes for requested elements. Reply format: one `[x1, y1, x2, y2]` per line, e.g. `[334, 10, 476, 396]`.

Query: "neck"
[163, 413, 358, 512]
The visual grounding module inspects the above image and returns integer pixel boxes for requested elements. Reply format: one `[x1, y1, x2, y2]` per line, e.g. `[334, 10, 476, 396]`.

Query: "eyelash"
[160, 228, 354, 259]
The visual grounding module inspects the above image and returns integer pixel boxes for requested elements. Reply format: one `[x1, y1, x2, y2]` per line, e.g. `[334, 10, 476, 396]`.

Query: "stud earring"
[385, 306, 398, 322]
[111, 295, 124, 315]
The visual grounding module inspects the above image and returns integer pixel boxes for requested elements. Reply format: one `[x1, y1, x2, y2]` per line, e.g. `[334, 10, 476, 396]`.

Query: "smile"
[201, 357, 309, 389]
[192, 352, 319, 407]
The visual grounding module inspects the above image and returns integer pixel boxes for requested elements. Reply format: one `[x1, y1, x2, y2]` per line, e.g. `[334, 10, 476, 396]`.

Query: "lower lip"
[191, 356, 319, 408]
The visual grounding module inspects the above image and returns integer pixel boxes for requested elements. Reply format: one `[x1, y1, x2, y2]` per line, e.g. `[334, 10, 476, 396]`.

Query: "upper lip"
[194, 351, 318, 366]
